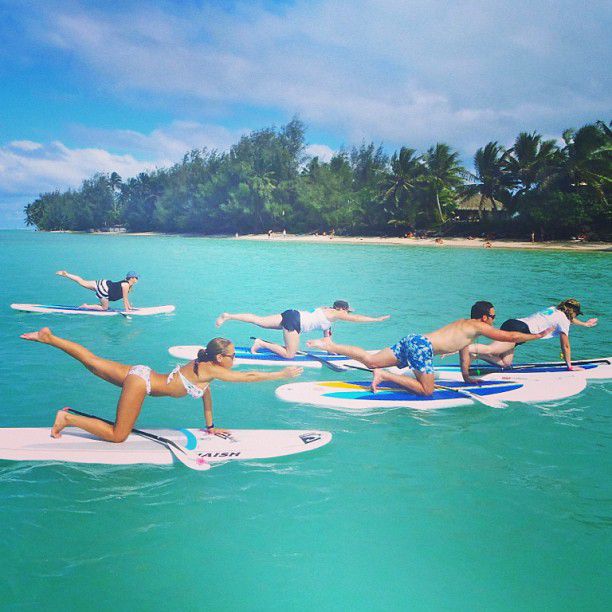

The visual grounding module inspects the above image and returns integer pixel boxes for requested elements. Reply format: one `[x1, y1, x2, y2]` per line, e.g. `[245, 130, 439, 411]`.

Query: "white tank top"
[298, 308, 332, 333]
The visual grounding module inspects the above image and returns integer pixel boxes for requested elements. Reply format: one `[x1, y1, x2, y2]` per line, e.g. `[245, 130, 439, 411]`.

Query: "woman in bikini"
[215, 300, 390, 359]
[20, 327, 302, 442]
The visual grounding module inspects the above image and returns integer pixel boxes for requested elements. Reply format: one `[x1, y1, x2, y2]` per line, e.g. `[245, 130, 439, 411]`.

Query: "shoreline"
[40, 229, 612, 252]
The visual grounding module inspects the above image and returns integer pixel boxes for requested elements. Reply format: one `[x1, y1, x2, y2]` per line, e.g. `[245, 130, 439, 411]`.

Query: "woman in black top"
[56, 270, 139, 311]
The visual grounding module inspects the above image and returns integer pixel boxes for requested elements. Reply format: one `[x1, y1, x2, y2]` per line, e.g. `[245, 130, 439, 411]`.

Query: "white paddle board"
[426, 357, 612, 382]
[11, 303, 175, 316]
[275, 376, 586, 410]
[0, 427, 331, 466]
[168, 345, 369, 368]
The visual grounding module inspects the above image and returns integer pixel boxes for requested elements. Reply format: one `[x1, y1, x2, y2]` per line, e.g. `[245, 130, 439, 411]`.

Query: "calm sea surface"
[0, 230, 610, 611]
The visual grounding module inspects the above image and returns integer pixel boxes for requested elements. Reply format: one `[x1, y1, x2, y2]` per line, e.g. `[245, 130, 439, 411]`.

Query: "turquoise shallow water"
[0, 230, 611, 611]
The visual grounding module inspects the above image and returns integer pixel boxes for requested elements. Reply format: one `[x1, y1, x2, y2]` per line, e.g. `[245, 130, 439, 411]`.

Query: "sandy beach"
[233, 233, 612, 252]
[69, 229, 612, 251]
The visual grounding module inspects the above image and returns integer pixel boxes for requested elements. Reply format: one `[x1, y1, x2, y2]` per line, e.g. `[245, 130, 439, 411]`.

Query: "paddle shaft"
[66, 408, 192, 456]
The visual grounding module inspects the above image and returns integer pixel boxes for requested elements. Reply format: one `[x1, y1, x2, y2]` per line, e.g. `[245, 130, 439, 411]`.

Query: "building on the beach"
[455, 195, 505, 221]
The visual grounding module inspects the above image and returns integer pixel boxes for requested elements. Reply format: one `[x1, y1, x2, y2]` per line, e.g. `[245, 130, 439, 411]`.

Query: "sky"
[0, 0, 610, 228]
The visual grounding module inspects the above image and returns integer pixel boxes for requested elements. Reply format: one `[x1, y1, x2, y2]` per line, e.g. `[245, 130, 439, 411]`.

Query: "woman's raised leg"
[56, 270, 97, 291]
[215, 312, 283, 329]
[21, 327, 130, 386]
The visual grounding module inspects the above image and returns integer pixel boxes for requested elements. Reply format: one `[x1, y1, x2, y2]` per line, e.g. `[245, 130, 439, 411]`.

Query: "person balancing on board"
[55, 269, 139, 311]
[465, 299, 598, 370]
[20, 328, 302, 441]
[215, 300, 390, 359]
[306, 301, 553, 396]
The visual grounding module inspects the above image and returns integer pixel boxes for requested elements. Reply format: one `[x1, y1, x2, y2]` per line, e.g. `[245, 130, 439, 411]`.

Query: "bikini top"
[167, 365, 209, 399]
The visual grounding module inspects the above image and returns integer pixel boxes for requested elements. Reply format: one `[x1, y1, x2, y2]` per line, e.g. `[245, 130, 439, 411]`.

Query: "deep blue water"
[0, 231, 610, 610]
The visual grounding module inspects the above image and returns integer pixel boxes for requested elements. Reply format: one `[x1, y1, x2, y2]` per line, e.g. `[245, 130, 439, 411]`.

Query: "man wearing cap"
[465, 298, 598, 370]
[55, 270, 140, 311]
[215, 300, 390, 359]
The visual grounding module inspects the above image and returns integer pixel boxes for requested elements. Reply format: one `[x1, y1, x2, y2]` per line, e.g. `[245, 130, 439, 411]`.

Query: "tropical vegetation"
[25, 118, 612, 240]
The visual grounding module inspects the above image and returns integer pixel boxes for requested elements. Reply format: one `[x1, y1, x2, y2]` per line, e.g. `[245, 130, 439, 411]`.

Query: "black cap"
[333, 300, 352, 311]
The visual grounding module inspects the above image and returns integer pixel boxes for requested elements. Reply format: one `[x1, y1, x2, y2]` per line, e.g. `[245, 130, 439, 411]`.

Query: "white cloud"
[74, 121, 244, 161]
[305, 144, 335, 163]
[23, 0, 608, 155]
[0, 140, 151, 196]
[9, 141, 44, 152]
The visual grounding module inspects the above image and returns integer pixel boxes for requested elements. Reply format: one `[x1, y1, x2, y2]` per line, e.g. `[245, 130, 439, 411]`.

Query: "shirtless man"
[306, 301, 552, 396]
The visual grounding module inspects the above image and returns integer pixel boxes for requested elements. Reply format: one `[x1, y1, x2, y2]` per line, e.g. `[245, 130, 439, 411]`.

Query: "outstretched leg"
[21, 327, 130, 386]
[51, 376, 146, 441]
[216, 312, 283, 329]
[56, 270, 97, 291]
[308, 337, 397, 369]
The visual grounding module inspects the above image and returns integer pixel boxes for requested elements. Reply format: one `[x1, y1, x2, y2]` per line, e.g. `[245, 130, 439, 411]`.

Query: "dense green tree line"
[25, 118, 611, 239]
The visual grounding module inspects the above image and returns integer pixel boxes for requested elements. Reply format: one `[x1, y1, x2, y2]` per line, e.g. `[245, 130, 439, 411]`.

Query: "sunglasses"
[222, 352, 236, 359]
[487, 313, 496, 319]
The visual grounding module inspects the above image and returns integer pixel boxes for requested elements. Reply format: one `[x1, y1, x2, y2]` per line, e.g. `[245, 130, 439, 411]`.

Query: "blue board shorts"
[390, 334, 434, 373]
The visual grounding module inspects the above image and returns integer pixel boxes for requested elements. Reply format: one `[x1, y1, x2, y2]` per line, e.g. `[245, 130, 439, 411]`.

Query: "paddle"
[248, 336, 347, 369]
[65, 408, 211, 471]
[433, 384, 508, 409]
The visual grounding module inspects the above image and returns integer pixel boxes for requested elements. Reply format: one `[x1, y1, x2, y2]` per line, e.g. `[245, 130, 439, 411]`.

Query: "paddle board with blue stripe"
[275, 376, 586, 410]
[11, 303, 175, 316]
[0, 427, 331, 466]
[425, 357, 612, 381]
[168, 345, 369, 368]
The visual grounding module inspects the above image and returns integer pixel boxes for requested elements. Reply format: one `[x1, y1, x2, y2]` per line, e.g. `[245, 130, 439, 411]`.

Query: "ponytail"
[194, 338, 232, 374]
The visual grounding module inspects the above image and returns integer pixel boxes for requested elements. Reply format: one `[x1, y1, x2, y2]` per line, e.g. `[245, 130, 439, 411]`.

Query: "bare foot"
[281, 366, 303, 378]
[371, 369, 386, 393]
[20, 327, 53, 343]
[55, 270, 68, 277]
[251, 338, 264, 353]
[306, 337, 331, 351]
[215, 313, 229, 327]
[51, 408, 70, 438]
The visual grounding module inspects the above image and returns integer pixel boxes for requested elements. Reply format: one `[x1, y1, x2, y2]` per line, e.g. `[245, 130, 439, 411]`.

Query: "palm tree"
[504, 132, 560, 196]
[379, 147, 424, 227]
[463, 142, 514, 218]
[558, 121, 611, 203]
[422, 143, 464, 222]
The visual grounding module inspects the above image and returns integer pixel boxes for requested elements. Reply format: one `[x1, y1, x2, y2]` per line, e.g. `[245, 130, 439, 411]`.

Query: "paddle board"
[0, 428, 332, 466]
[11, 304, 175, 316]
[425, 357, 612, 382]
[275, 376, 586, 410]
[168, 345, 368, 368]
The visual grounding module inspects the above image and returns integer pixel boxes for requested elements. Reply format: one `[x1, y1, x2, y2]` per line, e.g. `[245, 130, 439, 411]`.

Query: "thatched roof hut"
[457, 194, 504, 212]
[455, 194, 504, 219]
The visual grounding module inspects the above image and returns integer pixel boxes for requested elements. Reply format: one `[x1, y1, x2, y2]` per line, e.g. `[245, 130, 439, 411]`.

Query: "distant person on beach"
[307, 301, 551, 396]
[20, 328, 302, 441]
[56, 270, 139, 311]
[466, 299, 598, 370]
[215, 301, 390, 359]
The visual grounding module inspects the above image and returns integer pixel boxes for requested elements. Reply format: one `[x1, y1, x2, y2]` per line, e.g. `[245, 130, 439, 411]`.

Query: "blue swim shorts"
[390, 334, 434, 373]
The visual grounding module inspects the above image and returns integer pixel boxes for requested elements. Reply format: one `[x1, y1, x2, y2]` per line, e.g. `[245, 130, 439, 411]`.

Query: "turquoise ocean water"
[0, 230, 610, 611]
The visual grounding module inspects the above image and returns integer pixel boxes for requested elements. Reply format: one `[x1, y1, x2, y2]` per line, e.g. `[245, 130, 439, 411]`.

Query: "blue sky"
[1, 0, 610, 228]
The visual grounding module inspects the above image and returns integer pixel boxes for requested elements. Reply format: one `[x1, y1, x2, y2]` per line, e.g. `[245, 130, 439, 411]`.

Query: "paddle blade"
[305, 353, 347, 372]
[169, 447, 211, 471]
